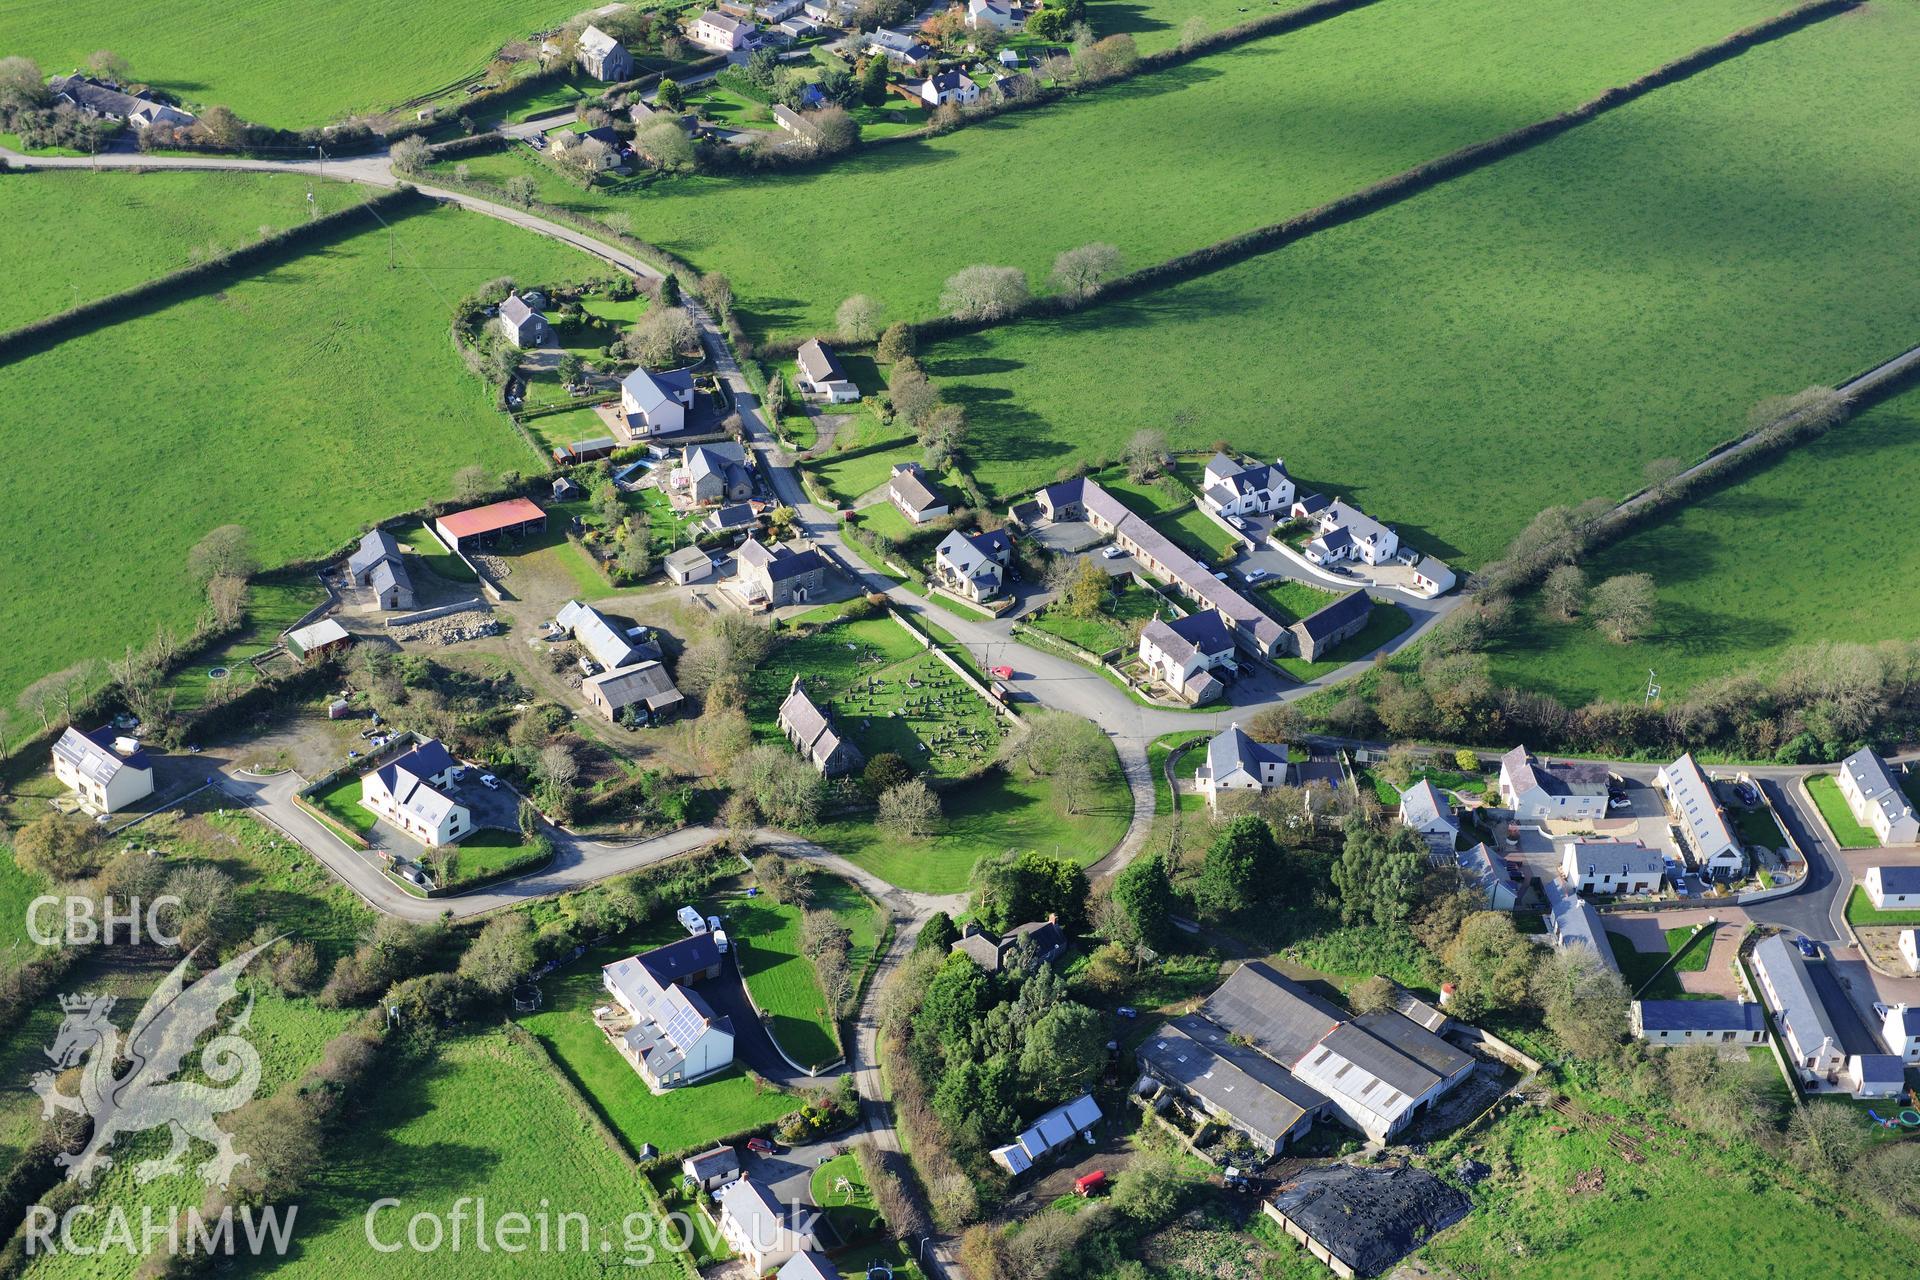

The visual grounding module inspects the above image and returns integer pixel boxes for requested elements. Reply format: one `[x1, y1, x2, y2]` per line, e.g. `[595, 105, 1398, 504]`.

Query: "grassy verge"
[1805, 773, 1879, 849]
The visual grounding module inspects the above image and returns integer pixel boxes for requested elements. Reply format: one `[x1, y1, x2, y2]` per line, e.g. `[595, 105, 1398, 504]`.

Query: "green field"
[812, 437, 916, 509]
[725, 892, 839, 1068]
[0, 0, 584, 126]
[0, 171, 371, 330]
[166, 575, 326, 710]
[1488, 387, 1920, 704]
[1807, 774, 1879, 849]
[432, 0, 1780, 339]
[520, 941, 797, 1158]
[0, 848, 46, 975]
[399, 521, 478, 583]
[0, 196, 591, 718]
[922, 1, 1920, 548]
[225, 1027, 689, 1279]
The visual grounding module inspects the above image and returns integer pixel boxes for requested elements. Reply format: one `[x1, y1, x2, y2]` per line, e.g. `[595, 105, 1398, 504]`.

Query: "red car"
[746, 1137, 776, 1155]
[990, 666, 1014, 680]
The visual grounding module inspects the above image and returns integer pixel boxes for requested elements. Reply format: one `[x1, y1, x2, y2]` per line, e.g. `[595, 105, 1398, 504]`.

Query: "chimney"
[1046, 912, 1058, 926]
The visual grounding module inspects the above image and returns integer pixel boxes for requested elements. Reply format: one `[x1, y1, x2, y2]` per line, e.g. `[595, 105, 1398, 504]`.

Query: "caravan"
[677, 906, 709, 936]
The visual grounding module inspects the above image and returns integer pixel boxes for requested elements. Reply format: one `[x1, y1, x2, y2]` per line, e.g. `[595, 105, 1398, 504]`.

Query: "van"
[712, 929, 730, 954]
[677, 906, 708, 936]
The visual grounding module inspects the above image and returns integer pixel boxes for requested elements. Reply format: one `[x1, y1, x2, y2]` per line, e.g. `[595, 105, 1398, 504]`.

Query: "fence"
[887, 609, 1017, 722]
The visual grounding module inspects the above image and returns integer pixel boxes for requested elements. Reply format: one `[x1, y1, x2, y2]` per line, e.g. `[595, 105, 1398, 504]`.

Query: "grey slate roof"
[1840, 748, 1915, 828]
[1634, 1000, 1766, 1033]
[1544, 878, 1617, 972]
[1502, 745, 1610, 799]
[1137, 1014, 1328, 1150]
[1142, 609, 1234, 665]
[1659, 752, 1738, 856]
[777, 1254, 842, 1280]
[1200, 962, 1346, 1066]
[1398, 779, 1454, 832]
[638, 932, 723, 986]
[889, 463, 944, 515]
[1752, 934, 1842, 1060]
[1856, 1054, 1905, 1087]
[349, 528, 404, 578]
[1294, 590, 1370, 644]
[1563, 840, 1665, 880]
[1874, 866, 1920, 896]
[52, 727, 150, 784]
[682, 1144, 741, 1183]
[796, 338, 847, 385]
[588, 661, 683, 714]
[500, 294, 541, 328]
[1206, 724, 1284, 783]
[557, 599, 647, 671]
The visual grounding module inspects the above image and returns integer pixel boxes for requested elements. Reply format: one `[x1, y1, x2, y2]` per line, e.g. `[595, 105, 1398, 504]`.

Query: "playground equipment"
[1865, 1089, 1920, 1129]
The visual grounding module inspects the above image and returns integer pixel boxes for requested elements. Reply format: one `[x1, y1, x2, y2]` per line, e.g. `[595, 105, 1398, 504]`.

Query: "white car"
[1241, 568, 1267, 584]
[480, 774, 501, 790]
[1100, 546, 1125, 559]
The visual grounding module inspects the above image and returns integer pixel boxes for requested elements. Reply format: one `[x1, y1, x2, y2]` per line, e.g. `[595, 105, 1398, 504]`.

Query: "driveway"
[697, 950, 825, 1090]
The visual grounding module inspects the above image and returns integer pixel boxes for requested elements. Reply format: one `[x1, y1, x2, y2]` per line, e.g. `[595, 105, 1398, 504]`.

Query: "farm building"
[1194, 723, 1287, 808]
[285, 618, 351, 663]
[987, 1092, 1102, 1176]
[602, 934, 735, 1090]
[1630, 1000, 1767, 1046]
[1262, 1163, 1470, 1278]
[346, 529, 416, 611]
[1836, 748, 1919, 845]
[1496, 746, 1609, 822]
[435, 497, 546, 551]
[585, 661, 684, 724]
[713, 1176, 819, 1274]
[888, 462, 949, 524]
[795, 339, 858, 402]
[51, 726, 154, 814]
[1865, 865, 1920, 910]
[1291, 591, 1372, 662]
[1136, 1014, 1330, 1156]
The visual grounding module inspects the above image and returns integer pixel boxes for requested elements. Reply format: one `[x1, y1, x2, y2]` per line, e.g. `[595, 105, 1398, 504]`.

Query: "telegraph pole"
[1644, 669, 1660, 706]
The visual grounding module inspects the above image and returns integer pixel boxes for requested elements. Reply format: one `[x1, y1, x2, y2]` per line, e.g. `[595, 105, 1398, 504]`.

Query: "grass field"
[1488, 387, 1920, 704]
[431, 0, 1781, 339]
[812, 437, 915, 509]
[0, 197, 592, 719]
[398, 521, 477, 582]
[922, 1, 1920, 545]
[1846, 884, 1920, 929]
[520, 940, 796, 1158]
[1806, 774, 1879, 849]
[224, 1027, 690, 1279]
[166, 575, 326, 710]
[0, 846, 46, 976]
[0, 171, 371, 330]
[724, 892, 839, 1068]
[0, 0, 584, 126]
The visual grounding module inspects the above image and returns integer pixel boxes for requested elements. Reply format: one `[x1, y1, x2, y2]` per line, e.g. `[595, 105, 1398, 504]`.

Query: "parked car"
[1795, 936, 1820, 958]
[480, 774, 501, 790]
[1241, 568, 1268, 584]
[1608, 795, 1631, 810]
[1100, 546, 1125, 559]
[1116, 1006, 1138, 1019]
[707, 915, 722, 934]
[746, 1137, 775, 1155]
[1734, 781, 1761, 806]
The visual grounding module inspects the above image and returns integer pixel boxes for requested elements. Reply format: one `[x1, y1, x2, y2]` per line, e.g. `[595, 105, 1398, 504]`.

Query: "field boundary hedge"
[900, 0, 1859, 349]
[0, 185, 425, 364]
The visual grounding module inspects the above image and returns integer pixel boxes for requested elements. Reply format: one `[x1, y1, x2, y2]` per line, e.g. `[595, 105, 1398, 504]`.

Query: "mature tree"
[916, 911, 960, 954]
[635, 119, 695, 169]
[459, 913, 538, 996]
[915, 950, 992, 1053]
[1110, 1147, 1195, 1225]
[1050, 242, 1124, 302]
[1532, 945, 1628, 1059]
[1589, 572, 1656, 643]
[1862, 1143, 1920, 1216]
[1454, 748, 1480, 774]
[699, 272, 733, 317]
[86, 50, 132, 81]
[888, 365, 939, 426]
[537, 742, 578, 791]
[206, 573, 248, 630]
[504, 174, 538, 207]
[1058, 557, 1110, 619]
[1348, 975, 1398, 1016]
[1019, 1002, 1107, 1098]
[859, 54, 890, 105]
[453, 463, 490, 503]
[730, 744, 824, 828]
[1195, 815, 1275, 917]
[1246, 701, 1301, 745]
[1748, 385, 1848, 444]
[13, 812, 106, 880]
[1542, 563, 1587, 621]
[1111, 852, 1175, 950]
[656, 77, 685, 111]
[1444, 912, 1537, 1015]
[1378, 743, 1418, 788]
[1788, 1098, 1870, 1180]
[806, 105, 859, 155]
[1179, 16, 1209, 50]
[187, 524, 258, 584]
[1643, 455, 1686, 497]
[557, 352, 584, 387]
[939, 264, 1030, 321]
[618, 524, 653, 578]
[627, 306, 699, 367]
[876, 321, 914, 364]
[679, 613, 774, 699]
[1123, 427, 1166, 481]
[1330, 824, 1427, 927]
[864, 751, 914, 797]
[971, 850, 1090, 934]
[877, 778, 940, 838]
[0, 56, 48, 110]
[389, 134, 431, 174]
[1073, 33, 1138, 81]
[836, 293, 884, 343]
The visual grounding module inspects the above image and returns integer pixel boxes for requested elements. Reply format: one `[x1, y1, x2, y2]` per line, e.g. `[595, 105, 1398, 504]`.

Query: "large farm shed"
[1262, 1163, 1470, 1278]
[434, 497, 547, 551]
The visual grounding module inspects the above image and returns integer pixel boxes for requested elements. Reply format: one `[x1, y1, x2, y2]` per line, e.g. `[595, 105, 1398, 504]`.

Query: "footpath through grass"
[0, 197, 591, 717]
[926, 1, 1920, 553]
[431, 0, 1781, 340]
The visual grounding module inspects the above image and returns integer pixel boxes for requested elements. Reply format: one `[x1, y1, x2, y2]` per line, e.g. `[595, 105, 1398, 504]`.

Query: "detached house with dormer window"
[1200, 454, 1294, 517]
[359, 739, 470, 847]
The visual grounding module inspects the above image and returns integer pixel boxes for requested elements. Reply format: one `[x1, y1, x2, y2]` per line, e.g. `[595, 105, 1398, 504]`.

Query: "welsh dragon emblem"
[32, 939, 276, 1188]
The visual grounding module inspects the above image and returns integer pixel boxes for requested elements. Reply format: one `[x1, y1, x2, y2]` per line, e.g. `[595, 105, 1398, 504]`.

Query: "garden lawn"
[808, 747, 1131, 895]
[0, 198, 592, 718]
[924, 1, 1920, 543]
[450, 827, 553, 886]
[1806, 774, 1878, 849]
[724, 892, 839, 1068]
[1665, 924, 1711, 972]
[812, 872, 885, 991]
[811, 437, 915, 508]
[166, 575, 327, 710]
[1606, 930, 1680, 1000]
[0, 0, 585, 126]
[224, 1027, 689, 1280]
[1845, 885, 1920, 929]
[0, 171, 370, 330]
[810, 1153, 882, 1242]
[1251, 577, 1346, 625]
[1274, 603, 1413, 679]
[520, 942, 797, 1158]
[1151, 505, 1240, 562]
[1490, 387, 1920, 704]
[430, 0, 1782, 340]
[1031, 582, 1161, 655]
[312, 774, 378, 834]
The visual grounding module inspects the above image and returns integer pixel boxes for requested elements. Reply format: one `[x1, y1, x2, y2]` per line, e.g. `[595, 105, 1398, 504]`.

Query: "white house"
[690, 10, 758, 51]
[1881, 1004, 1920, 1063]
[1497, 745, 1609, 822]
[1864, 865, 1920, 911]
[1560, 840, 1664, 896]
[1398, 780, 1457, 856]
[1901, 929, 1920, 974]
[887, 462, 948, 524]
[621, 366, 697, 436]
[1836, 748, 1920, 845]
[715, 1177, 820, 1274]
[867, 27, 933, 63]
[359, 739, 471, 847]
[1847, 1053, 1906, 1100]
[602, 935, 734, 1089]
[1137, 609, 1236, 704]
[1750, 934, 1847, 1086]
[967, 0, 1025, 30]
[1655, 753, 1745, 879]
[918, 70, 981, 107]
[933, 528, 1014, 602]
[1630, 1001, 1767, 1046]
[1194, 724, 1286, 809]
[1408, 555, 1457, 598]
[51, 727, 154, 814]
[1301, 500, 1398, 567]
[577, 25, 637, 80]
[1200, 453, 1293, 517]
[795, 338, 858, 402]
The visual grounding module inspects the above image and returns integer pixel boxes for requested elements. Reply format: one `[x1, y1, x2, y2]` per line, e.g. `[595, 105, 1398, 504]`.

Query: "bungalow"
[1200, 453, 1294, 517]
[1457, 842, 1518, 911]
[1560, 840, 1664, 896]
[285, 618, 351, 663]
[887, 462, 949, 524]
[701, 501, 760, 537]
[360, 738, 470, 847]
[1408, 555, 1456, 598]
[795, 338, 859, 402]
[550, 125, 624, 156]
[967, 0, 1026, 30]
[621, 366, 698, 436]
[51, 727, 154, 814]
[988, 1093, 1101, 1176]
[665, 545, 717, 585]
[684, 442, 755, 504]
[1750, 934, 1846, 1086]
[49, 75, 193, 128]
[577, 25, 637, 81]
[1864, 865, 1920, 911]
[771, 103, 820, 141]
[1136, 1014, 1330, 1156]
[779, 676, 864, 776]
[1836, 748, 1920, 845]
[1496, 745, 1609, 822]
[603, 936, 735, 1089]
[918, 70, 981, 107]
[1291, 591, 1371, 663]
[681, 1144, 741, 1191]
[1300, 501, 1398, 567]
[690, 10, 759, 51]
[1848, 1053, 1907, 1100]
[1656, 753, 1745, 879]
[1631, 1000, 1767, 1046]
[1194, 724, 1286, 808]
[1138, 609, 1235, 703]
[714, 1177, 820, 1274]
[346, 529, 416, 611]
[933, 528, 1013, 602]
[951, 919, 1067, 974]
[867, 28, 933, 63]
[1398, 780, 1457, 856]
[1881, 1004, 1920, 1063]
[497, 294, 553, 348]
[1901, 928, 1920, 975]
[735, 538, 829, 607]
